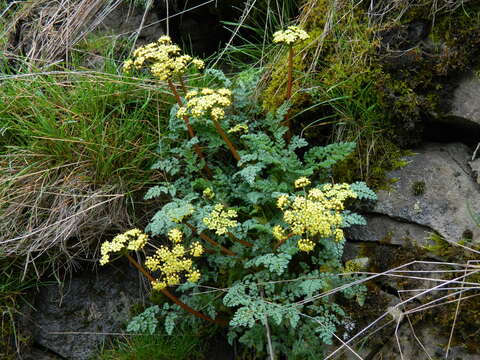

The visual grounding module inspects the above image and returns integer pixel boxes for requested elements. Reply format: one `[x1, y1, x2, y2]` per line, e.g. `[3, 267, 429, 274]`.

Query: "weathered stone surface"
[334, 321, 479, 360]
[448, 72, 480, 128]
[347, 214, 433, 247]
[469, 157, 480, 184]
[97, 3, 164, 44]
[365, 143, 480, 246]
[32, 264, 146, 360]
[373, 323, 480, 360]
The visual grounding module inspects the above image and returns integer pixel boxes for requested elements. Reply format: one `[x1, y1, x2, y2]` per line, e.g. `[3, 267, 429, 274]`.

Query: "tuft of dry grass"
[1, 0, 124, 66]
[0, 155, 129, 264]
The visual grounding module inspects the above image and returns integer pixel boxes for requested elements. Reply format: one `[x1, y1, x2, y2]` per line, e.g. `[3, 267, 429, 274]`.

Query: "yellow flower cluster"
[145, 228, 203, 290]
[294, 176, 311, 188]
[276, 195, 290, 210]
[273, 26, 309, 45]
[297, 238, 315, 252]
[202, 187, 215, 200]
[203, 204, 238, 235]
[177, 88, 232, 121]
[123, 35, 204, 81]
[276, 180, 357, 252]
[228, 123, 249, 134]
[272, 225, 287, 241]
[100, 229, 148, 265]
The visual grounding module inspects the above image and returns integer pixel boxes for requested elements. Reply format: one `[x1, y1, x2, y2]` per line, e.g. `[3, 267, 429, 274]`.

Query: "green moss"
[260, 0, 425, 188]
[333, 140, 407, 189]
[411, 181, 426, 196]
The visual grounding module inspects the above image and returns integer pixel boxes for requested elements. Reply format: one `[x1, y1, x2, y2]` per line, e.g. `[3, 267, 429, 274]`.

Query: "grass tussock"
[0, 0, 126, 66]
[0, 61, 169, 264]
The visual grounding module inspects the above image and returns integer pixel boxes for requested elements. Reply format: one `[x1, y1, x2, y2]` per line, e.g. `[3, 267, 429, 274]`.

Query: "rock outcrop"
[348, 142, 480, 248]
[31, 264, 147, 360]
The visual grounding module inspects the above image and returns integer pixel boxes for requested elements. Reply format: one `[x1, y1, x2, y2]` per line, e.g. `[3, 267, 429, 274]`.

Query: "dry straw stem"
[194, 252, 480, 359]
[1, 0, 124, 65]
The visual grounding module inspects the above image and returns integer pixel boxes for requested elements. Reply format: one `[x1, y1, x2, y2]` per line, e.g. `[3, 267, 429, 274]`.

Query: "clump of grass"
[0, 0, 125, 66]
[0, 258, 38, 359]
[0, 57, 169, 264]
[98, 326, 214, 360]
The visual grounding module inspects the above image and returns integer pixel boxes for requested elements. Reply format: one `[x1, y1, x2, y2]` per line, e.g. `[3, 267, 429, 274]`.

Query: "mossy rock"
[260, 0, 480, 187]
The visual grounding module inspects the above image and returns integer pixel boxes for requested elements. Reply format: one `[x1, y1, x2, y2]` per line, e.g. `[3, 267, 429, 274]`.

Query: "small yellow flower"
[167, 228, 183, 243]
[145, 234, 202, 291]
[202, 187, 215, 200]
[123, 36, 203, 81]
[152, 280, 167, 291]
[228, 123, 249, 134]
[276, 195, 290, 210]
[278, 183, 357, 252]
[203, 203, 238, 235]
[187, 269, 201, 283]
[294, 177, 311, 189]
[190, 241, 204, 257]
[297, 238, 315, 252]
[272, 225, 287, 241]
[177, 88, 232, 121]
[99, 229, 148, 265]
[273, 26, 309, 45]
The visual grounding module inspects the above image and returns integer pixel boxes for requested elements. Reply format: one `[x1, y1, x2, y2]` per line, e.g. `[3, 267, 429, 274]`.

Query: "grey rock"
[32, 264, 147, 360]
[373, 323, 479, 360]
[369, 143, 480, 246]
[97, 3, 164, 44]
[347, 214, 433, 247]
[469, 157, 480, 184]
[335, 321, 479, 360]
[449, 72, 480, 128]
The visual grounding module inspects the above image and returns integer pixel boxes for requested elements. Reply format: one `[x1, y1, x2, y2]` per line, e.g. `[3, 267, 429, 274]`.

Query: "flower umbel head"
[297, 238, 315, 252]
[276, 183, 357, 252]
[123, 35, 204, 81]
[203, 203, 238, 235]
[99, 228, 148, 265]
[177, 88, 232, 121]
[228, 123, 249, 134]
[145, 229, 203, 291]
[294, 177, 311, 189]
[202, 187, 215, 200]
[273, 26, 309, 45]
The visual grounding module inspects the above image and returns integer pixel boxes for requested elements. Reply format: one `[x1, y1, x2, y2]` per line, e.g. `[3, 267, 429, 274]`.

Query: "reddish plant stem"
[273, 232, 295, 251]
[167, 79, 213, 178]
[125, 252, 226, 325]
[185, 223, 237, 256]
[227, 232, 253, 248]
[212, 119, 241, 162]
[179, 75, 188, 95]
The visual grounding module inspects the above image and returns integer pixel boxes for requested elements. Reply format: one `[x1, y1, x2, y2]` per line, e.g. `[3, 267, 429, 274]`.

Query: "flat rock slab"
[350, 143, 480, 246]
[32, 264, 146, 360]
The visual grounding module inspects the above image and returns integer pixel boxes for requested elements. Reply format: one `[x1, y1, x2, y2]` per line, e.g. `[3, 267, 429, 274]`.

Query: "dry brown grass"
[0, 154, 134, 269]
[1, 0, 124, 66]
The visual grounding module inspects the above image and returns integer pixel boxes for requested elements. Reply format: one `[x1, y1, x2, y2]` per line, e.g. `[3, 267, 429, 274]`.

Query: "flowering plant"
[100, 29, 376, 358]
